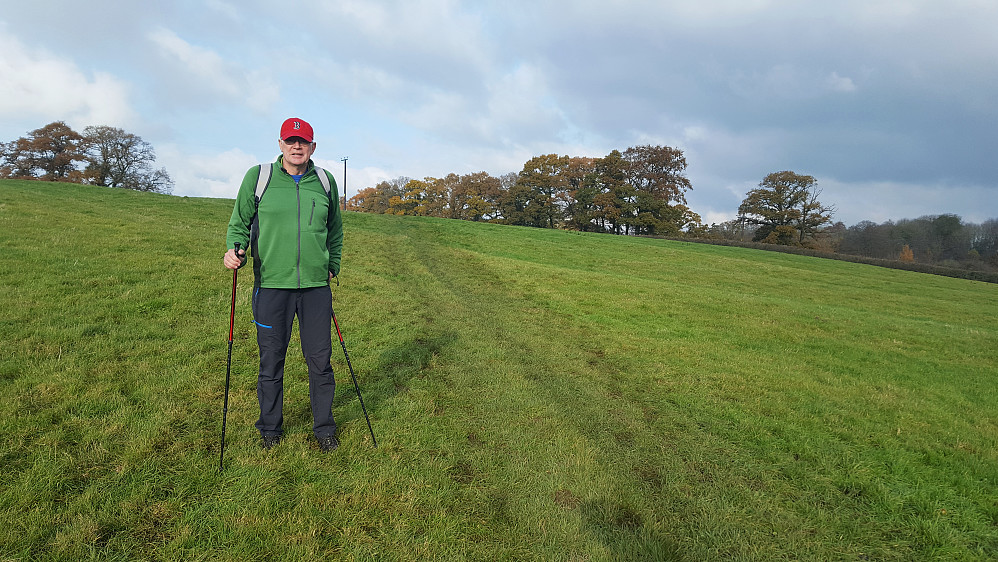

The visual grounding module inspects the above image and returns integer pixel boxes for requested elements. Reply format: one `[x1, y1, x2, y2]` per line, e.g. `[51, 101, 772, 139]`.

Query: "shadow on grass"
[580, 498, 686, 561]
[283, 330, 459, 434]
[370, 330, 458, 394]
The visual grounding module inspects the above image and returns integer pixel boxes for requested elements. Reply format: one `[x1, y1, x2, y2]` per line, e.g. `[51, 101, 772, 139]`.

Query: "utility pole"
[340, 157, 348, 211]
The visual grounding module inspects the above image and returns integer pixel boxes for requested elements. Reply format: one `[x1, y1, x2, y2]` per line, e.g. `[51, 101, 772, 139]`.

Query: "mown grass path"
[1, 180, 996, 560]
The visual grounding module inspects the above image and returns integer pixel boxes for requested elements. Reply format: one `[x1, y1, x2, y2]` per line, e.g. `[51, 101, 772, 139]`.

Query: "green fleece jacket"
[226, 157, 343, 288]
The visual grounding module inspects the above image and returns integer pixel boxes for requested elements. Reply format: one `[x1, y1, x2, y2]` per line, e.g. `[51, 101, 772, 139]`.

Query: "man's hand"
[223, 248, 246, 270]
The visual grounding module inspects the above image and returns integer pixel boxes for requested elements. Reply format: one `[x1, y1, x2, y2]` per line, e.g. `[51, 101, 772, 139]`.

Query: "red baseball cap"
[280, 118, 314, 142]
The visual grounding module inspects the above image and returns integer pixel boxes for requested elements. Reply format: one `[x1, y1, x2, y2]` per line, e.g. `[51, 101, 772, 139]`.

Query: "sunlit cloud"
[0, 29, 135, 128]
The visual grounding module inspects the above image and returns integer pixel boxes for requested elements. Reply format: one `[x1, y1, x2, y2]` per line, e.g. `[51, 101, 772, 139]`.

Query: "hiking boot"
[261, 434, 282, 450]
[317, 435, 339, 452]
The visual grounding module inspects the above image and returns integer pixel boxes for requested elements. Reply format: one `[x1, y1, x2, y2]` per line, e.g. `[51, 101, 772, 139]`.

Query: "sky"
[1, 0, 996, 226]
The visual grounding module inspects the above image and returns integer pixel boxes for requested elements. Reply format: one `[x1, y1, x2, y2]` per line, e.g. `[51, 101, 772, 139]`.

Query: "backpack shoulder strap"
[313, 165, 332, 199]
[254, 163, 272, 204]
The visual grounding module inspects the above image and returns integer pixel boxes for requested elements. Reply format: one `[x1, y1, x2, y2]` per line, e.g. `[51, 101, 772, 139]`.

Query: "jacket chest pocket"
[307, 196, 328, 230]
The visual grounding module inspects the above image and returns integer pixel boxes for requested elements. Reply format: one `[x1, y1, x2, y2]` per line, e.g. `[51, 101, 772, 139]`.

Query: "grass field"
[1, 179, 996, 561]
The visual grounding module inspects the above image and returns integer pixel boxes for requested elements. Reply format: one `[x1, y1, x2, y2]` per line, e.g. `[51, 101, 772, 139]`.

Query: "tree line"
[0, 121, 173, 194]
[838, 216, 998, 268]
[349, 154, 996, 272]
[706, 215, 998, 271]
[348, 151, 837, 242]
[349, 146, 703, 236]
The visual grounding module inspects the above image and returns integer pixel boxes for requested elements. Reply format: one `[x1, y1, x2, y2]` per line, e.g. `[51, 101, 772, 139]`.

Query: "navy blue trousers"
[252, 286, 337, 439]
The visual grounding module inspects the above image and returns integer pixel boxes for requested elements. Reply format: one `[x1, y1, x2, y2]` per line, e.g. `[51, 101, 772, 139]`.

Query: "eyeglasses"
[283, 137, 312, 146]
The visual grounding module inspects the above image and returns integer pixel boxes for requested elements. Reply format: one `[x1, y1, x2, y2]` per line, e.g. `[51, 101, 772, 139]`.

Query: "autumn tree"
[0, 121, 87, 181]
[591, 150, 632, 234]
[498, 180, 536, 226]
[622, 145, 695, 235]
[454, 172, 503, 221]
[491, 172, 518, 223]
[347, 186, 381, 212]
[562, 157, 599, 231]
[81, 125, 173, 193]
[367, 177, 410, 213]
[737, 171, 833, 245]
[446, 172, 471, 220]
[2, 132, 37, 178]
[512, 154, 571, 228]
[0, 141, 25, 178]
[425, 176, 453, 217]
[388, 178, 428, 215]
[30, 122, 86, 180]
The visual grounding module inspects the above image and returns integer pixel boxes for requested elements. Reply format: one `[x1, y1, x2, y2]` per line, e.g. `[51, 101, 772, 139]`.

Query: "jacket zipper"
[296, 179, 301, 288]
[309, 199, 315, 226]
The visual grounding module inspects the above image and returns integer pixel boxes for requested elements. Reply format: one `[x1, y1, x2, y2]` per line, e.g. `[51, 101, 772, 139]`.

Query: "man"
[223, 117, 343, 452]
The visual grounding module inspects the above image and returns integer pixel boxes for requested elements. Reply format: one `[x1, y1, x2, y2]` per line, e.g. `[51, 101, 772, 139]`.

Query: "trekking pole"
[220, 243, 241, 471]
[332, 307, 377, 447]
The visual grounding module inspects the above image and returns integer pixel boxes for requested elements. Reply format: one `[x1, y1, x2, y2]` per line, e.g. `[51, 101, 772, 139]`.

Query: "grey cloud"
[3, 1, 995, 226]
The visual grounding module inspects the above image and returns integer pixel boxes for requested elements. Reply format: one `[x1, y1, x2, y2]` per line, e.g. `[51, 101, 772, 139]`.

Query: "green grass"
[1, 178, 996, 561]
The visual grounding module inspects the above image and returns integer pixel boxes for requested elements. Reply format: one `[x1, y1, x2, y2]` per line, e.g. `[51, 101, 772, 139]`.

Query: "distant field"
[1, 179, 996, 561]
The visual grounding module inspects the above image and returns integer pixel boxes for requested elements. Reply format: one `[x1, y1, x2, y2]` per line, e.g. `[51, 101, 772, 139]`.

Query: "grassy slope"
[1, 179, 996, 561]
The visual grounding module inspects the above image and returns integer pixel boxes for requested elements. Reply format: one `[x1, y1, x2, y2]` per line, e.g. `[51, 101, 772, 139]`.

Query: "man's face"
[280, 136, 316, 169]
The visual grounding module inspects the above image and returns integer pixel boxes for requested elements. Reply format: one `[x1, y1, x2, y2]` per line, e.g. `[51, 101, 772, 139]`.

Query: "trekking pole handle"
[234, 242, 246, 268]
